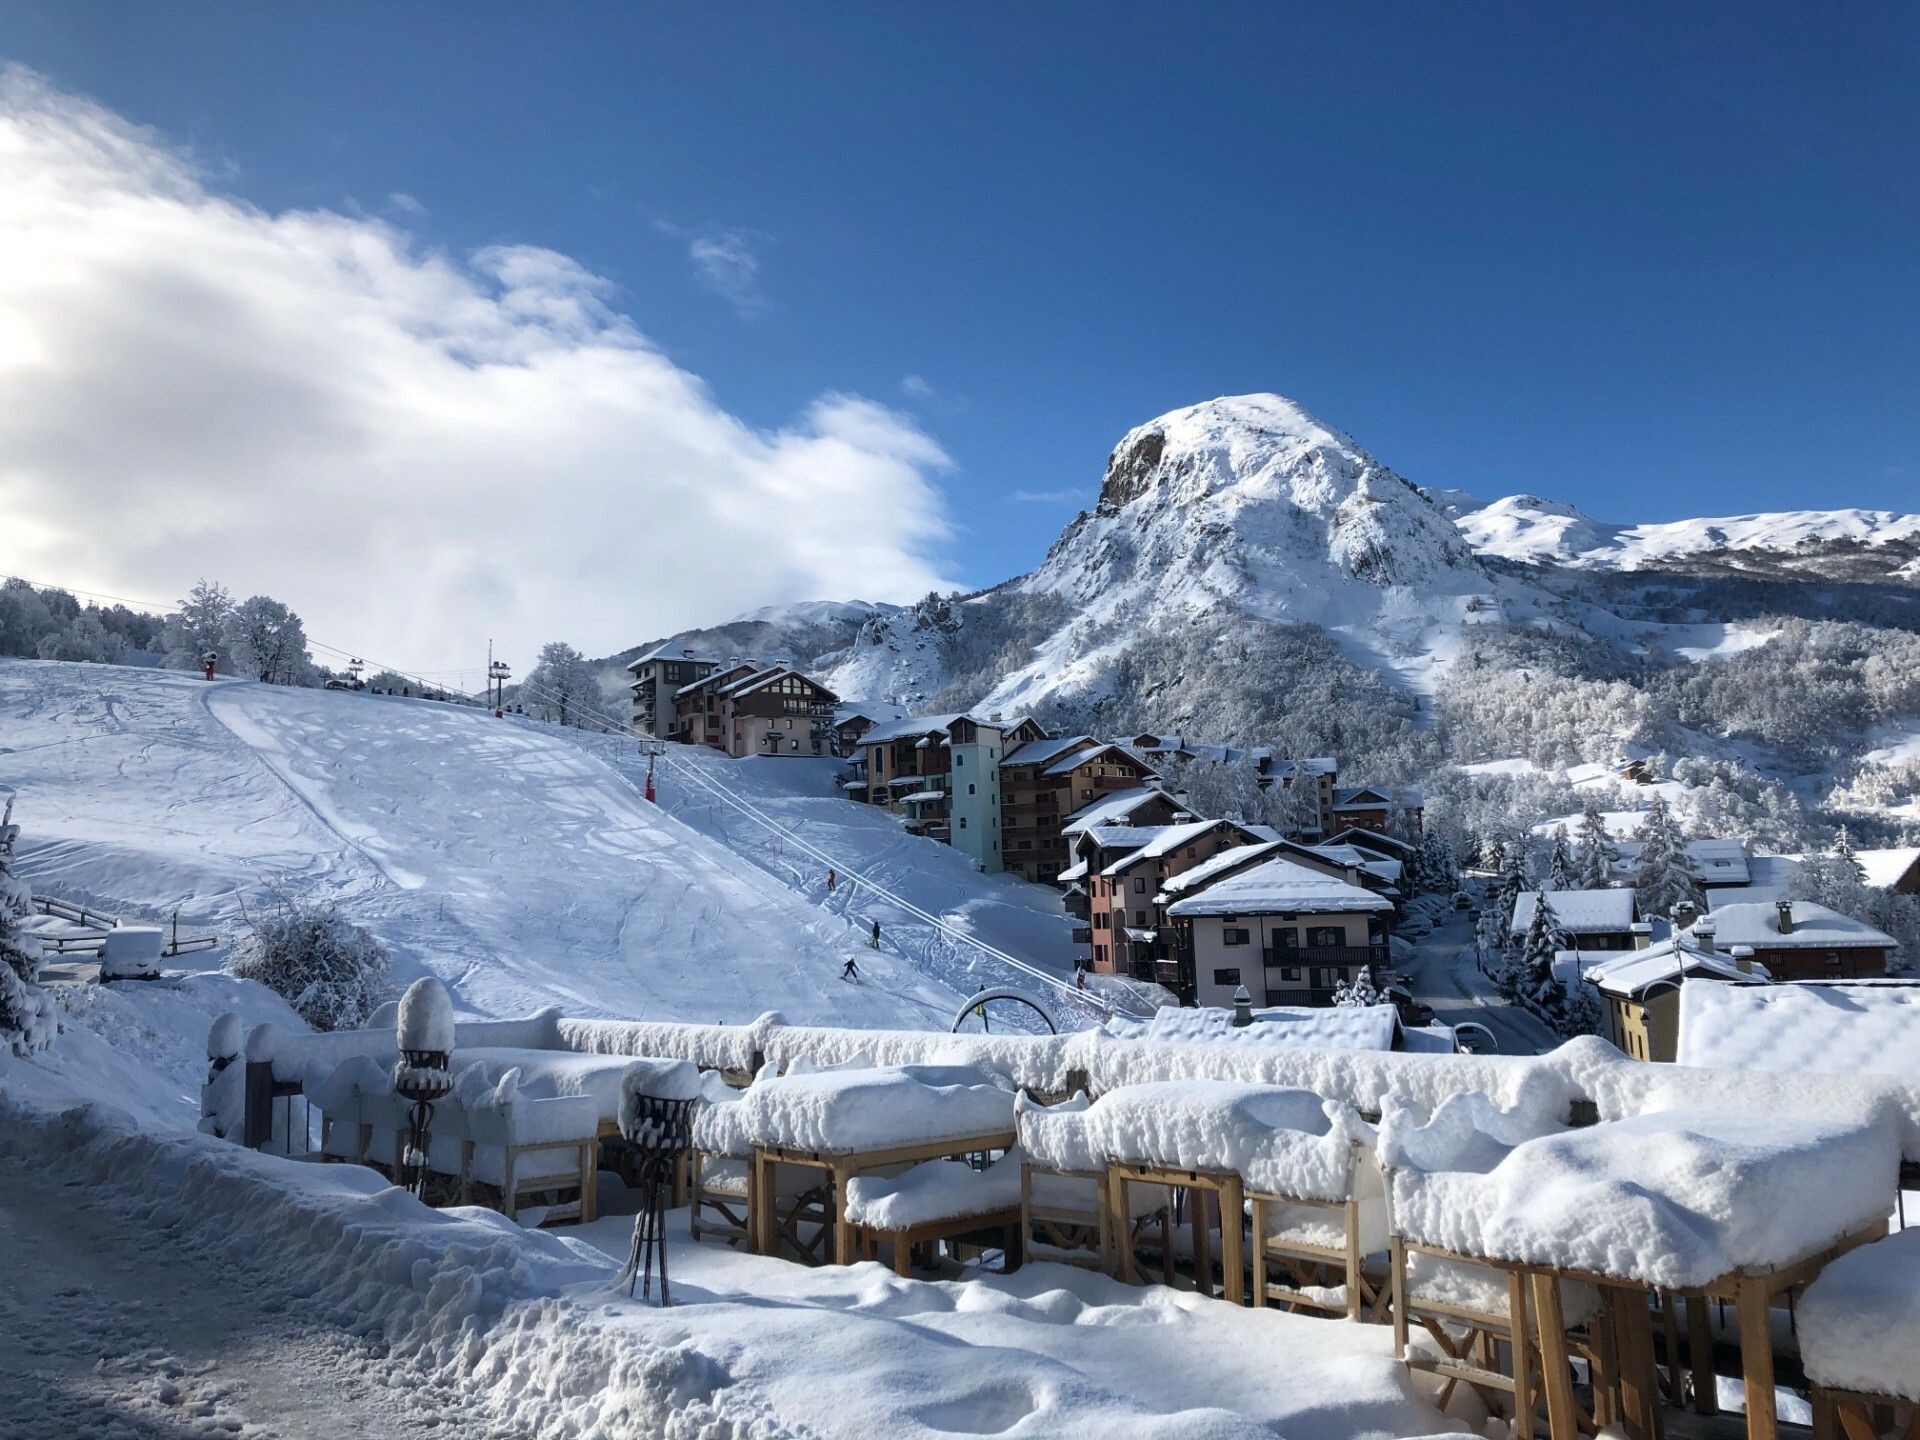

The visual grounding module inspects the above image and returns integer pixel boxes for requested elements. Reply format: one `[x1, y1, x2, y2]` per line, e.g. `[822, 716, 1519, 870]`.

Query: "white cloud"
[899, 374, 933, 400]
[0, 68, 955, 674]
[1009, 487, 1086, 506]
[685, 229, 764, 313]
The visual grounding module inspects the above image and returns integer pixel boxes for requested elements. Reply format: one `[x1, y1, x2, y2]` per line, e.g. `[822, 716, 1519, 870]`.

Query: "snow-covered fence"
[214, 1014, 1920, 1167]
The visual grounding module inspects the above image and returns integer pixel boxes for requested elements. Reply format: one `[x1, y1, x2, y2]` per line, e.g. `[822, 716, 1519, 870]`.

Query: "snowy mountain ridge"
[1440, 491, 1920, 577]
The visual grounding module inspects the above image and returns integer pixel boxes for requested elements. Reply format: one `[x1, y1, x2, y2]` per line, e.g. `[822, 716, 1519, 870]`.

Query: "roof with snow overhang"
[1858, 848, 1920, 891]
[1001, 735, 1097, 770]
[1688, 900, 1894, 951]
[1508, 888, 1638, 939]
[1061, 787, 1177, 835]
[1584, 939, 1766, 998]
[1165, 856, 1394, 917]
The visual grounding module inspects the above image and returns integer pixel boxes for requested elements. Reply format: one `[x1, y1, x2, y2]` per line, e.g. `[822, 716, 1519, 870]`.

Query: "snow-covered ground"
[0, 659, 960, 1028]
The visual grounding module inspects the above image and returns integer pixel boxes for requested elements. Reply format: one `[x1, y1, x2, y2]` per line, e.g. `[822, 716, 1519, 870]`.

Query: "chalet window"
[1134, 911, 1148, 927]
[1272, 930, 1299, 949]
[1133, 878, 1146, 894]
[1310, 967, 1340, 990]
[1223, 927, 1251, 947]
[1213, 968, 1241, 986]
[1279, 966, 1302, 982]
[955, 755, 964, 767]
[1307, 926, 1342, 948]
[958, 817, 967, 829]
[967, 784, 976, 795]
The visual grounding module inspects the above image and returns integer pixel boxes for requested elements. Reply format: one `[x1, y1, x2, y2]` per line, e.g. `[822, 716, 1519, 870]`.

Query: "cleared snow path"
[0, 1148, 497, 1440]
[1401, 912, 1559, 1056]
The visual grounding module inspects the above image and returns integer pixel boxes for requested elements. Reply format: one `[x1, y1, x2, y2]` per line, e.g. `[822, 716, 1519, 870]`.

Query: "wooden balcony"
[1261, 944, 1387, 970]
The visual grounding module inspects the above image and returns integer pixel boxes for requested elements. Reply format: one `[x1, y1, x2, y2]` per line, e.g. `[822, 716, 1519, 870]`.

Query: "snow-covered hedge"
[1, 807, 57, 1057]
[226, 902, 392, 1031]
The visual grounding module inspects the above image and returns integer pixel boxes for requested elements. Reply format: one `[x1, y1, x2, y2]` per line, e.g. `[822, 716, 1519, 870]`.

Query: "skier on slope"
[869, 920, 881, 949]
[826, 868, 837, 893]
[842, 955, 859, 981]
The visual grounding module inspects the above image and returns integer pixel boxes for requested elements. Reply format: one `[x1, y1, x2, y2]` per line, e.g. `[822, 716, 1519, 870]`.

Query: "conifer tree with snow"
[0, 799, 56, 1057]
[1632, 795, 1704, 919]
[1574, 799, 1620, 890]
[1833, 825, 1867, 886]
[1546, 826, 1575, 890]
[1517, 891, 1571, 1026]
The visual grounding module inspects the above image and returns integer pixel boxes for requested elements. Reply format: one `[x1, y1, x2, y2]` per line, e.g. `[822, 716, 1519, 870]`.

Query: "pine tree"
[1632, 795, 1704, 920]
[1575, 799, 1620, 890]
[1547, 826, 1575, 890]
[1518, 891, 1571, 1027]
[1833, 826, 1867, 886]
[0, 799, 55, 1057]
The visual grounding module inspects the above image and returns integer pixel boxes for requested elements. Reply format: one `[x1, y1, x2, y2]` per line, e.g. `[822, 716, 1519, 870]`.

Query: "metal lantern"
[393, 1047, 452, 1199]
[619, 1093, 697, 1305]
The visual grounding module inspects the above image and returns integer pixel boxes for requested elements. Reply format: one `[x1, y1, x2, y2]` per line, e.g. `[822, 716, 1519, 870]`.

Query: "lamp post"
[393, 977, 454, 1200]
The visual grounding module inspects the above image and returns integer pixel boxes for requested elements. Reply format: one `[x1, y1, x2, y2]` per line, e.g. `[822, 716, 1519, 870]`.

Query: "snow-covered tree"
[0, 799, 56, 1056]
[1515, 891, 1571, 1024]
[1632, 795, 1704, 920]
[225, 595, 313, 686]
[163, 579, 235, 673]
[226, 899, 393, 1031]
[1331, 969, 1386, 1007]
[1574, 799, 1620, 890]
[1833, 826, 1867, 886]
[1268, 768, 1325, 838]
[1546, 826, 1575, 890]
[521, 641, 608, 729]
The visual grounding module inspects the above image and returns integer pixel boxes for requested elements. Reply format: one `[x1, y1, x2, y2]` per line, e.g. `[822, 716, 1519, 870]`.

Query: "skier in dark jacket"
[869, 919, 882, 949]
[842, 955, 859, 981]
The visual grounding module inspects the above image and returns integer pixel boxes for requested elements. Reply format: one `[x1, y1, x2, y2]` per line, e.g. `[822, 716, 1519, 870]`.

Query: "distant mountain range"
[598, 396, 1920, 829]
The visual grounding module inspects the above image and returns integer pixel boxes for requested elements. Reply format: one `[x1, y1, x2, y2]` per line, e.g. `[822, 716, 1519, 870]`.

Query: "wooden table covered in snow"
[1382, 1101, 1902, 1440]
[719, 1066, 1019, 1266]
[445, 1046, 644, 1135]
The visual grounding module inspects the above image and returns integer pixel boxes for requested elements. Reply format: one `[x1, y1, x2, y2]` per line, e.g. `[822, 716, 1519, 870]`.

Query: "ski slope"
[0, 659, 959, 1027]
[584, 739, 1087, 1005]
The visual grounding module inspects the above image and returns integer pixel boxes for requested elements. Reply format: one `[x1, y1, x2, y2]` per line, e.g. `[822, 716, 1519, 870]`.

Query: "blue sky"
[6, 2, 1917, 598]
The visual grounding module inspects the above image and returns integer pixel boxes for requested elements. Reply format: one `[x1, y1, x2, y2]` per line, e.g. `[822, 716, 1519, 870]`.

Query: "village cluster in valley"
[625, 641, 1917, 1060]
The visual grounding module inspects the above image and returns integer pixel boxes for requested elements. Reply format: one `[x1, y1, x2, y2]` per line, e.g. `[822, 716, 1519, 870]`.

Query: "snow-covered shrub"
[0, 801, 56, 1056]
[227, 900, 392, 1031]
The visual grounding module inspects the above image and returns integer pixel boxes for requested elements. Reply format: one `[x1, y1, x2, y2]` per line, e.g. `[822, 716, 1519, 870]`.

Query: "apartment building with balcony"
[668, 662, 838, 759]
[626, 646, 729, 739]
[1082, 818, 1269, 984]
[1165, 855, 1395, 1010]
[999, 739, 1158, 884]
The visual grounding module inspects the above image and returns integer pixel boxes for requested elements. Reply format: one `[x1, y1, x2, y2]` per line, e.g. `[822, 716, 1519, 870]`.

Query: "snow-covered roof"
[1056, 859, 1089, 883]
[1858, 847, 1920, 891]
[897, 789, 945, 804]
[1107, 1003, 1401, 1053]
[627, 644, 725, 670]
[1165, 856, 1394, 918]
[1100, 819, 1246, 877]
[1691, 900, 1895, 952]
[1677, 981, 1920, 1080]
[1079, 824, 1168, 852]
[1584, 940, 1765, 998]
[1604, 837, 1751, 886]
[1001, 734, 1096, 770]
[857, 713, 969, 747]
[1155, 842, 1283, 900]
[1508, 888, 1637, 939]
[1323, 828, 1418, 859]
[1060, 786, 1173, 835]
[1043, 742, 1142, 777]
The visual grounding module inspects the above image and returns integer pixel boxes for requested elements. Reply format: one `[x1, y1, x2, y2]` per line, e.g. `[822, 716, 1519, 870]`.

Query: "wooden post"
[243, 1061, 276, 1149]
[1685, 1290, 1719, 1416]
[1109, 1172, 1136, 1283]
[1810, 1391, 1836, 1440]
[1590, 1289, 1619, 1430]
[1191, 1185, 1213, 1297]
[1345, 1199, 1364, 1321]
[1615, 1287, 1662, 1440]
[752, 1151, 778, 1257]
[1391, 1237, 1410, 1359]
[1531, 1273, 1580, 1440]
[1508, 1271, 1534, 1440]
[1250, 1198, 1268, 1309]
[1737, 1278, 1779, 1440]
[892, 1234, 912, 1277]
[1219, 1176, 1245, 1306]
[832, 1162, 856, 1265]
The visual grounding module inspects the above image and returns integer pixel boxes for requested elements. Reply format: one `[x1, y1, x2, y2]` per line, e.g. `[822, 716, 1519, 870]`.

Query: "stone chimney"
[1731, 944, 1756, 975]
[1692, 918, 1716, 954]
[1672, 900, 1699, 933]
[1630, 921, 1653, 951]
[1775, 899, 1795, 935]
[1231, 986, 1254, 1028]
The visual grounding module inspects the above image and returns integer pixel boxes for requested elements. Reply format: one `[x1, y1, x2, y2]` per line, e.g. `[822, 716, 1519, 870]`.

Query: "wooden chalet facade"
[999, 739, 1158, 884]
[670, 663, 838, 759]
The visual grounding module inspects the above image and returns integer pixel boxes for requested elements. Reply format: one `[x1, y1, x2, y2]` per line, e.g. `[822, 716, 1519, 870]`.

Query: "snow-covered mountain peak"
[1037, 391, 1483, 612]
